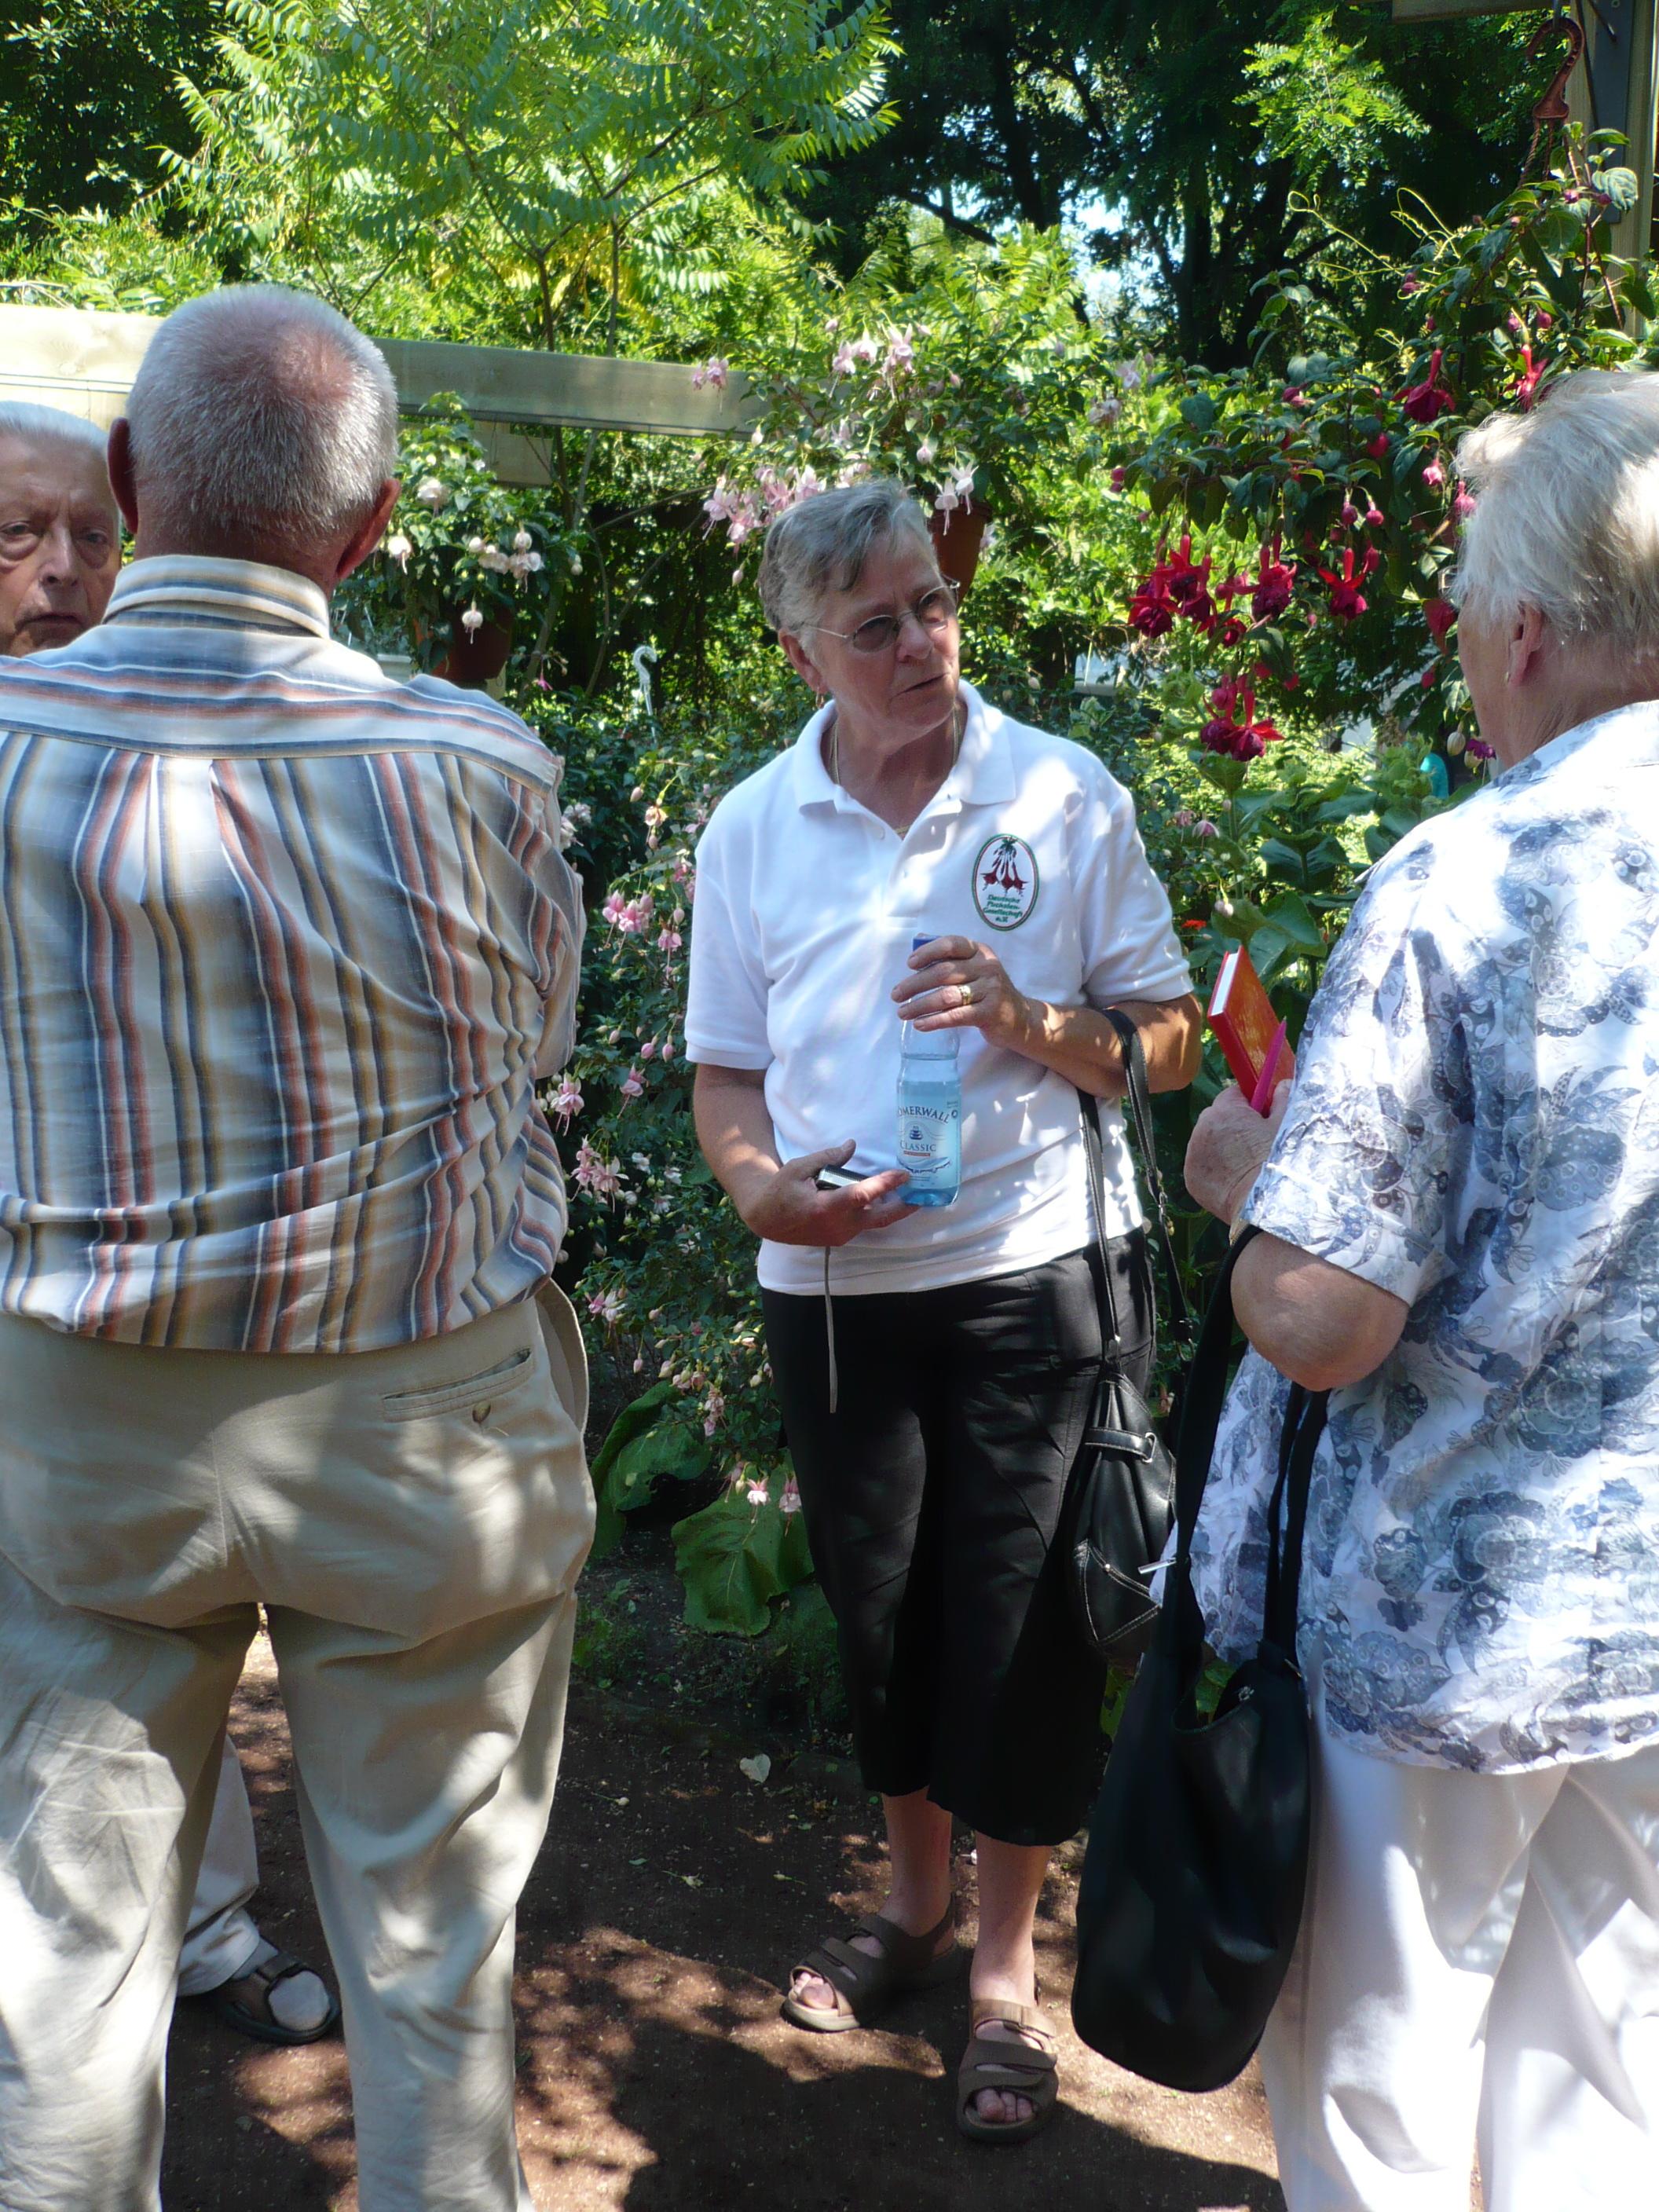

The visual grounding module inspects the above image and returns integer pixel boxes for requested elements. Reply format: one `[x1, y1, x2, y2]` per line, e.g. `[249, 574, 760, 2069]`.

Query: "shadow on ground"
[160, 1644, 1283, 2212]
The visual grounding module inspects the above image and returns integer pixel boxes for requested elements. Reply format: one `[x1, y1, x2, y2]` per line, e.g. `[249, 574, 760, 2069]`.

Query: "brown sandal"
[956, 1997, 1060, 2145]
[782, 1897, 962, 2033]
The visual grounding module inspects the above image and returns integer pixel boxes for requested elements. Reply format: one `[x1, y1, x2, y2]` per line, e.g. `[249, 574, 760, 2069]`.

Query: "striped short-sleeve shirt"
[0, 555, 584, 1353]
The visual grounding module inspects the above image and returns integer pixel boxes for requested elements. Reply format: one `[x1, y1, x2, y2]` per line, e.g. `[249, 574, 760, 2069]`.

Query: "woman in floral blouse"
[1184, 367, 1659, 2211]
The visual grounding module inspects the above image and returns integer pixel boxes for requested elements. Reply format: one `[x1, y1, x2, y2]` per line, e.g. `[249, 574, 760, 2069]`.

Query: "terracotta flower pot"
[928, 501, 989, 595]
[434, 610, 516, 688]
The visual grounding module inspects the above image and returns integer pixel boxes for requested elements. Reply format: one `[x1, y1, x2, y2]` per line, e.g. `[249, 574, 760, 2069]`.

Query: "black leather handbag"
[1071, 1225, 1330, 2092]
[1061, 1009, 1193, 1664]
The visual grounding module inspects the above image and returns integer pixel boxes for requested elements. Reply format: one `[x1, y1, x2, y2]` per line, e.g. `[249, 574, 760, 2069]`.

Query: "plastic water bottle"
[896, 934, 961, 1207]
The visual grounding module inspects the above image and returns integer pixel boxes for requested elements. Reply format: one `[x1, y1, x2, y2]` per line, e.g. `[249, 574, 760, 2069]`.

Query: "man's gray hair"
[124, 285, 400, 549]
[1450, 368, 1659, 650]
[0, 403, 111, 476]
[757, 479, 938, 634]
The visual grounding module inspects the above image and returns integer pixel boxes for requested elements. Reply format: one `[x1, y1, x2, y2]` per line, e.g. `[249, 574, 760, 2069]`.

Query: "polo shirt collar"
[104, 555, 331, 639]
[791, 679, 1016, 815]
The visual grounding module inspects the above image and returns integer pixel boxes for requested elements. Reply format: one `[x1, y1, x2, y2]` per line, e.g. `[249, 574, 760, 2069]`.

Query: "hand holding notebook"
[1207, 945, 1290, 1115]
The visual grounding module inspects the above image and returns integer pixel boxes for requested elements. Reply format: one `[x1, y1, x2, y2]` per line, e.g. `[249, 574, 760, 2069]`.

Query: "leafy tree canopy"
[803, 0, 1541, 363]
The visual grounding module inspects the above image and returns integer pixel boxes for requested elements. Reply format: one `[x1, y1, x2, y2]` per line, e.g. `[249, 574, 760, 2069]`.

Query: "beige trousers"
[0, 1286, 593, 2212]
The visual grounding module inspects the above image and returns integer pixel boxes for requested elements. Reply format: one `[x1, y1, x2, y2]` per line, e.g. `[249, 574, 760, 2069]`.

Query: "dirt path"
[161, 1642, 1284, 2212]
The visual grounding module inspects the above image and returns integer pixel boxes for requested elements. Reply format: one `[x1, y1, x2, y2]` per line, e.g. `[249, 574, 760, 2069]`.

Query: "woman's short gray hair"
[0, 403, 111, 474]
[1450, 368, 1659, 650]
[125, 285, 400, 548]
[757, 479, 937, 634]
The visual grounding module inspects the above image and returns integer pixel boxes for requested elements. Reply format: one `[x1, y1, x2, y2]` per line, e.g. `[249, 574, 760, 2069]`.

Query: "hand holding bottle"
[892, 934, 1033, 1050]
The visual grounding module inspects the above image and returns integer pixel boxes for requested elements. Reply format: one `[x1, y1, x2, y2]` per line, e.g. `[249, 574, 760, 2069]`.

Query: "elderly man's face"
[0, 434, 121, 656]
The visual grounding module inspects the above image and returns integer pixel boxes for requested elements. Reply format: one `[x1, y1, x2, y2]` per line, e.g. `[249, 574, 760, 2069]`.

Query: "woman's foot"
[958, 1987, 1059, 2141]
[784, 1895, 959, 2027]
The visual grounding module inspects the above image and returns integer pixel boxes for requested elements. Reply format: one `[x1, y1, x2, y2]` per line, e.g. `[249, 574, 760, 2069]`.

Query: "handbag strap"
[1097, 1008, 1193, 1345]
[1077, 1086, 1122, 1349]
[1262, 1383, 1328, 1654]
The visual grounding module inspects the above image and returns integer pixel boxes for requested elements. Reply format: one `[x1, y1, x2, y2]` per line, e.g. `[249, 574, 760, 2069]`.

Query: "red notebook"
[1207, 945, 1289, 1115]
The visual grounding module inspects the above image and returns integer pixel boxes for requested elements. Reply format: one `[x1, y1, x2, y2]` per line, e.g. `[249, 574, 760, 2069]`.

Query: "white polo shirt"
[685, 682, 1192, 1296]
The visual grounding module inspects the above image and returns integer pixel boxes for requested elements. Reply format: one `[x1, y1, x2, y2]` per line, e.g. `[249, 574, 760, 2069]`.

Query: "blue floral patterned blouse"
[1192, 703, 1659, 1771]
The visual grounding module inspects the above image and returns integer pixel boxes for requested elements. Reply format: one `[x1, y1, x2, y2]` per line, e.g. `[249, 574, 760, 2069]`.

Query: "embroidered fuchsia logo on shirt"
[972, 834, 1040, 929]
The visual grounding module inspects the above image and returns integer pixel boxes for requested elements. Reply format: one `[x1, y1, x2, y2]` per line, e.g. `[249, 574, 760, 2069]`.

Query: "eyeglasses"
[809, 580, 961, 655]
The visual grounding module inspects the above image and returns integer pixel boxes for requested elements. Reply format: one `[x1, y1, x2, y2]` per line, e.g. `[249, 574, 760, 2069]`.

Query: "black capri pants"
[763, 1234, 1153, 1848]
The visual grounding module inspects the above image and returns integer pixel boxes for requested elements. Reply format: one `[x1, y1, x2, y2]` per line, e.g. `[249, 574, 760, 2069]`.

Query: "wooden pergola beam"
[0, 303, 757, 486]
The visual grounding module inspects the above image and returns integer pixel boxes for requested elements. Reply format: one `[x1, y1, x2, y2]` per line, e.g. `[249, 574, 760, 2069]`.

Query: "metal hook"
[1529, 10, 1585, 131]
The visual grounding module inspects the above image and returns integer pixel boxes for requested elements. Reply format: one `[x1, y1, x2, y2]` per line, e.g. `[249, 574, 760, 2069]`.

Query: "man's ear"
[778, 628, 827, 694]
[335, 480, 402, 586]
[1506, 603, 1547, 688]
[107, 420, 140, 536]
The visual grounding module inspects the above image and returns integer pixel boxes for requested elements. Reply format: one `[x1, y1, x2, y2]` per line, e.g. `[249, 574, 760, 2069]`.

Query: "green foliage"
[172, 0, 896, 346]
[672, 1472, 815, 1636]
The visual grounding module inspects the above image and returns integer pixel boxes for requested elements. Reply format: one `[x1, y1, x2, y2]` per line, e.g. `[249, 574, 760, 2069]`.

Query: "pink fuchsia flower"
[1452, 483, 1476, 522]
[639, 1039, 657, 1061]
[1282, 386, 1307, 408]
[1514, 346, 1544, 412]
[883, 332, 916, 376]
[690, 357, 730, 391]
[620, 1067, 645, 1101]
[1399, 349, 1455, 425]
[657, 927, 683, 954]
[587, 1287, 626, 1325]
[780, 1474, 803, 1516]
[831, 341, 858, 375]
[661, 1041, 676, 1063]
[1421, 458, 1445, 490]
[552, 1077, 584, 1125]
[851, 335, 879, 365]
[745, 1470, 769, 1505]
[573, 1139, 621, 1199]
[602, 889, 628, 927]
[1110, 465, 1127, 491]
[1195, 819, 1220, 839]
[1088, 395, 1122, 428]
[1341, 496, 1358, 526]
[1172, 809, 1195, 828]
[1401, 274, 1422, 295]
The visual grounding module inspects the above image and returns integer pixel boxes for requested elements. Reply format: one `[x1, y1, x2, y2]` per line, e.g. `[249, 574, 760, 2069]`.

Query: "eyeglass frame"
[804, 578, 962, 656]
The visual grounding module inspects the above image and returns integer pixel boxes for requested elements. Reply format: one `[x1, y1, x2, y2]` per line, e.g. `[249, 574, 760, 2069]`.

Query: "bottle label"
[897, 1092, 960, 1184]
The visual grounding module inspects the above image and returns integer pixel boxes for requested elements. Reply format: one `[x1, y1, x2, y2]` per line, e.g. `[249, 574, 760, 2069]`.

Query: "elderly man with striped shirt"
[0, 290, 591, 2212]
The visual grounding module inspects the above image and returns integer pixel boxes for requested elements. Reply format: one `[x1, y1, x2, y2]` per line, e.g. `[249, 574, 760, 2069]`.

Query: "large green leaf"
[672, 1485, 814, 1636]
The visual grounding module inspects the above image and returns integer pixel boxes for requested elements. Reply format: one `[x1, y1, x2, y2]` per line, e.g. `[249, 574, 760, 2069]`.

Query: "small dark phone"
[814, 1164, 864, 1192]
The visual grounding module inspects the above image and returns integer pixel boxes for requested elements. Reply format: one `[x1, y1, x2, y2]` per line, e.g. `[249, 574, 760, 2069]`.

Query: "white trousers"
[0, 1286, 592, 2212]
[1262, 1690, 1659, 2212]
[175, 1736, 262, 1998]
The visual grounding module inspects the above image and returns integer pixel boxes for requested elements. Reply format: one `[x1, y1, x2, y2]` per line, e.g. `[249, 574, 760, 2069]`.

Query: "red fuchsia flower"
[1514, 346, 1544, 412]
[1210, 674, 1244, 717]
[1467, 737, 1495, 761]
[1282, 386, 1307, 408]
[1452, 483, 1476, 522]
[1216, 615, 1248, 647]
[1424, 597, 1457, 648]
[1400, 349, 1455, 425]
[1320, 544, 1380, 621]
[1364, 503, 1384, 528]
[1401, 274, 1422, 295]
[1201, 680, 1280, 763]
[1164, 534, 1211, 610]
[1251, 537, 1298, 622]
[1129, 574, 1177, 637]
[1536, 309, 1555, 331]
[1422, 458, 1445, 490]
[1111, 465, 1127, 491]
[1367, 431, 1390, 460]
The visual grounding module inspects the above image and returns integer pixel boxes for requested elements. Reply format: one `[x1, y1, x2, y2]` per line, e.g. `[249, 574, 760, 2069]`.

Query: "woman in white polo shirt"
[687, 480, 1199, 2144]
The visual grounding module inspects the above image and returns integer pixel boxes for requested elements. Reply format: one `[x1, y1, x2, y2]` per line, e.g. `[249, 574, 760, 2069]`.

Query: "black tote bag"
[1071, 1225, 1329, 2092]
[1060, 1009, 1194, 1663]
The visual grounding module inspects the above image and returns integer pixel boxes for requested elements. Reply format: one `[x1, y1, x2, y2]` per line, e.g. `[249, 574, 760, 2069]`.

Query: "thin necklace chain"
[828, 698, 964, 797]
